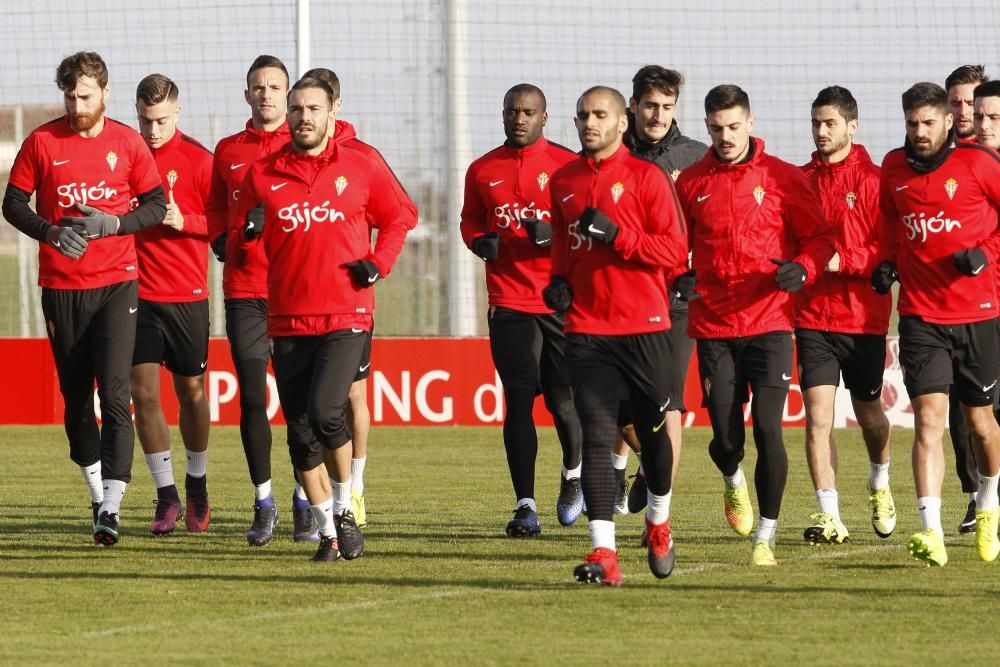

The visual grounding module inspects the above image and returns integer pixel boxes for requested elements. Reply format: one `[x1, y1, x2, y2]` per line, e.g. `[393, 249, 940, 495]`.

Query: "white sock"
[294, 482, 308, 502]
[145, 452, 175, 489]
[918, 496, 943, 536]
[724, 467, 745, 489]
[562, 463, 581, 480]
[611, 452, 629, 471]
[977, 473, 1000, 511]
[254, 480, 272, 501]
[351, 457, 367, 494]
[869, 460, 890, 490]
[333, 479, 352, 515]
[80, 462, 103, 504]
[516, 497, 537, 513]
[100, 480, 127, 515]
[185, 449, 207, 478]
[646, 490, 672, 524]
[310, 497, 336, 538]
[588, 519, 616, 551]
[755, 516, 778, 543]
[816, 488, 840, 520]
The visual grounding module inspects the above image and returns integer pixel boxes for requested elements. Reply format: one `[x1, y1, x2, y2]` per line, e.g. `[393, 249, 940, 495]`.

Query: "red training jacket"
[797, 144, 890, 335]
[8, 116, 162, 290]
[206, 120, 291, 300]
[675, 137, 835, 339]
[134, 131, 212, 302]
[461, 136, 578, 313]
[227, 138, 413, 337]
[549, 142, 688, 335]
[879, 141, 1000, 324]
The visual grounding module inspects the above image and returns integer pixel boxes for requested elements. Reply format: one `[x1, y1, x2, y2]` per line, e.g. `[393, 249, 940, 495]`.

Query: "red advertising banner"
[0, 337, 912, 427]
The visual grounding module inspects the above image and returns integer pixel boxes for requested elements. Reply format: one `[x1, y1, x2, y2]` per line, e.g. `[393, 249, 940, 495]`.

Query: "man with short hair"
[675, 84, 834, 566]
[300, 66, 419, 528]
[874, 82, 1000, 566]
[132, 73, 214, 536]
[2, 51, 166, 545]
[944, 65, 991, 533]
[796, 85, 895, 545]
[228, 77, 414, 562]
[617, 65, 707, 516]
[461, 83, 583, 537]
[547, 85, 688, 584]
[973, 80, 1000, 151]
[206, 55, 297, 546]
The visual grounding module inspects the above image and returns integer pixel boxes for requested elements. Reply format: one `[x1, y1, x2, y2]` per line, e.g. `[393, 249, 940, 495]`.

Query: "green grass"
[1, 425, 998, 666]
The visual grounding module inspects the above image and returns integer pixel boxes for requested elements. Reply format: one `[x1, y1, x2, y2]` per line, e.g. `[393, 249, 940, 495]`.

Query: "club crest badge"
[335, 176, 348, 196]
[753, 185, 765, 206]
[945, 178, 958, 200]
[106, 151, 118, 171]
[537, 172, 549, 191]
[611, 181, 625, 204]
[845, 191, 856, 210]
[166, 170, 178, 190]
[671, 169, 681, 182]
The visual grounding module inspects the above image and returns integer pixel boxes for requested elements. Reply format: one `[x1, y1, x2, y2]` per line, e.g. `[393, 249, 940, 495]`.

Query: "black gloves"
[579, 207, 619, 244]
[522, 217, 552, 247]
[345, 259, 381, 288]
[244, 203, 265, 240]
[771, 258, 807, 293]
[954, 247, 987, 277]
[671, 269, 700, 302]
[542, 276, 573, 314]
[871, 261, 898, 295]
[210, 233, 227, 263]
[45, 225, 88, 259]
[472, 232, 500, 261]
[65, 203, 118, 239]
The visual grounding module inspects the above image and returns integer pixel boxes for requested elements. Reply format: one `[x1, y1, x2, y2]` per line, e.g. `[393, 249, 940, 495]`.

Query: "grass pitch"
[1, 425, 999, 666]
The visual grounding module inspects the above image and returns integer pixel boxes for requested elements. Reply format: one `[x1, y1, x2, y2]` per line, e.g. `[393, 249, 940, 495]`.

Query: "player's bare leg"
[907, 393, 949, 565]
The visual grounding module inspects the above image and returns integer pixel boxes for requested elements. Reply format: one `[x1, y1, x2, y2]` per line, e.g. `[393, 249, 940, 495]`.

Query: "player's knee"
[175, 376, 206, 408]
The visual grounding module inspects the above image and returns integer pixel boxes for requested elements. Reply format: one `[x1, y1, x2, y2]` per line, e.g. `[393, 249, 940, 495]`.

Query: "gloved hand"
[210, 233, 227, 263]
[344, 259, 382, 288]
[243, 203, 265, 240]
[671, 269, 700, 301]
[522, 217, 552, 247]
[953, 247, 987, 277]
[45, 225, 88, 259]
[871, 261, 898, 295]
[542, 276, 573, 314]
[471, 232, 500, 261]
[66, 203, 119, 239]
[579, 207, 619, 244]
[771, 258, 807, 293]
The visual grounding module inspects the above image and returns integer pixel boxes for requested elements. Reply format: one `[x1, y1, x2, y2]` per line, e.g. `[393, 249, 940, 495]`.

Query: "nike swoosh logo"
[200, 360, 208, 369]
[895, 185, 909, 191]
[586, 224, 604, 236]
[129, 307, 138, 314]
[230, 163, 246, 170]
[870, 385, 882, 396]
[88, 470, 98, 475]
[984, 380, 998, 392]
[271, 183, 288, 191]
[247, 221, 254, 229]
[659, 399, 670, 412]
[162, 456, 170, 462]
[368, 273, 380, 283]
[359, 363, 371, 372]
[697, 194, 711, 202]
[782, 373, 791, 381]
[652, 418, 666, 433]
[562, 194, 575, 202]
[489, 180, 504, 187]
[53, 159, 70, 166]
[351, 328, 364, 333]
[972, 264, 986, 275]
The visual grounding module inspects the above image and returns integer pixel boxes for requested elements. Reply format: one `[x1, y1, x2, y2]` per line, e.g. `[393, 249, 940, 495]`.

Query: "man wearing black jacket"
[616, 66, 707, 517]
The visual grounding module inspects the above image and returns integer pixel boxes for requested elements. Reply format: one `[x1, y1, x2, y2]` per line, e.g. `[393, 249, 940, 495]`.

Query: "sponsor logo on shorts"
[870, 385, 883, 396]
[129, 306, 138, 314]
[983, 379, 998, 392]
[359, 363, 371, 373]
[781, 373, 792, 381]
[200, 360, 208, 369]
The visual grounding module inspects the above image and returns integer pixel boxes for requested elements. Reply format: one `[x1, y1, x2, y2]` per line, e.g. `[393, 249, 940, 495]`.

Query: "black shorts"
[697, 332, 793, 407]
[488, 306, 570, 393]
[225, 298, 270, 362]
[354, 326, 374, 382]
[133, 299, 210, 376]
[898, 316, 999, 407]
[795, 329, 886, 401]
[272, 329, 368, 470]
[567, 329, 672, 412]
[666, 310, 695, 413]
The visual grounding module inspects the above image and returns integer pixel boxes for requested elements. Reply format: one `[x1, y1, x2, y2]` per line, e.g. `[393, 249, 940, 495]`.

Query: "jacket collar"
[584, 140, 629, 171]
[807, 143, 872, 171]
[707, 136, 765, 171]
[502, 135, 550, 158]
[904, 127, 957, 173]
